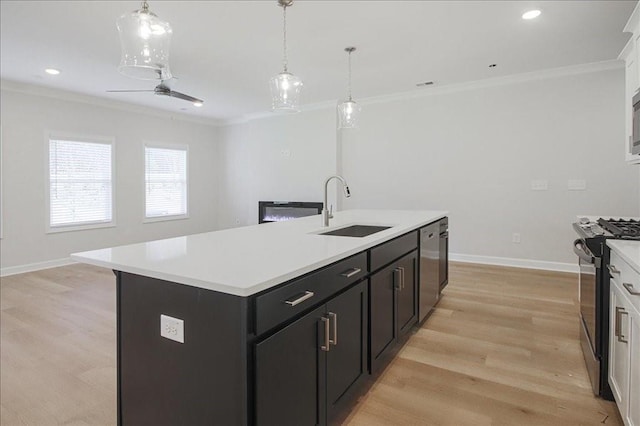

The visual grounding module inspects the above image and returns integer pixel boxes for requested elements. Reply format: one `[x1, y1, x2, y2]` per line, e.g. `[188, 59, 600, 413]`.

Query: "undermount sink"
[318, 225, 392, 238]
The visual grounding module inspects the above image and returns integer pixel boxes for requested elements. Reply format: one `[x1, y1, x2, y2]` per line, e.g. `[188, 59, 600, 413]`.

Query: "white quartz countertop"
[72, 209, 447, 296]
[607, 240, 640, 274]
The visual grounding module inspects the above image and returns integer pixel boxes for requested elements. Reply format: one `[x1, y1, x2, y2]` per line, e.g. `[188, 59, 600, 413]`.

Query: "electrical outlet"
[568, 179, 586, 191]
[512, 233, 521, 244]
[160, 314, 184, 343]
[530, 180, 548, 191]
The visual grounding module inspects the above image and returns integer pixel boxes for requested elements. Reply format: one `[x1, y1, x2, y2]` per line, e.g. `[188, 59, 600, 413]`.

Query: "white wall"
[219, 66, 640, 268]
[217, 110, 337, 228]
[0, 86, 221, 272]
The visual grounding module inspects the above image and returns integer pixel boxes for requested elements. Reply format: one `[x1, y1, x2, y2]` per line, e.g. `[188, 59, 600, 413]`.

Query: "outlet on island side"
[512, 233, 521, 244]
[160, 314, 185, 343]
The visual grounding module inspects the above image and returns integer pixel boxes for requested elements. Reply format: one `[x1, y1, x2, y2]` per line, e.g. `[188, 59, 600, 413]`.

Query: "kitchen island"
[72, 209, 448, 426]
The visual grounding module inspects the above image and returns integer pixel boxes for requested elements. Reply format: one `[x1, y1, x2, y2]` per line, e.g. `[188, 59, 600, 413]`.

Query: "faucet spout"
[323, 175, 351, 227]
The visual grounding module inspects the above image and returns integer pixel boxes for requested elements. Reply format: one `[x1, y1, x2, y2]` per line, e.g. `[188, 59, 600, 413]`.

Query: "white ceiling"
[0, 1, 636, 123]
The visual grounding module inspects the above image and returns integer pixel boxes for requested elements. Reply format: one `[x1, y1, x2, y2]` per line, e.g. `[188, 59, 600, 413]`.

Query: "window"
[48, 137, 114, 231]
[145, 144, 188, 220]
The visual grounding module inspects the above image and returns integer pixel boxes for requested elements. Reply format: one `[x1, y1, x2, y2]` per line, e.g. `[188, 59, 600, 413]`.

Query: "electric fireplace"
[258, 201, 323, 224]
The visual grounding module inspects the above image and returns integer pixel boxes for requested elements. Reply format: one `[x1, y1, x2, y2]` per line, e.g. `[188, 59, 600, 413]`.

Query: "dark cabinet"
[370, 250, 418, 373]
[255, 281, 368, 426]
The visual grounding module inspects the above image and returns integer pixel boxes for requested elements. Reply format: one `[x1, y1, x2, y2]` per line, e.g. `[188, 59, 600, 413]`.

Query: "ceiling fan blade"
[106, 89, 155, 93]
[164, 90, 203, 104]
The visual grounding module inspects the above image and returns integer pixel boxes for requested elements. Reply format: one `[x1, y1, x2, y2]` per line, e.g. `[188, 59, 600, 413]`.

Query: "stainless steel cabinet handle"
[394, 268, 402, 290]
[398, 266, 405, 290]
[329, 312, 338, 346]
[320, 317, 330, 352]
[615, 306, 623, 338]
[623, 283, 640, 296]
[341, 268, 362, 278]
[607, 264, 621, 275]
[619, 308, 629, 344]
[284, 291, 314, 306]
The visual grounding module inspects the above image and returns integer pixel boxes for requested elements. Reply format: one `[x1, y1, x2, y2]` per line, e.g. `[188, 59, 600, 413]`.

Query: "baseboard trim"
[0, 253, 578, 278]
[1, 258, 77, 277]
[450, 253, 578, 273]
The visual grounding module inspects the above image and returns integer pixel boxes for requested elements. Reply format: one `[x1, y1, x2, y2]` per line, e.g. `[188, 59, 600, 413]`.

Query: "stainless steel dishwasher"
[419, 221, 440, 323]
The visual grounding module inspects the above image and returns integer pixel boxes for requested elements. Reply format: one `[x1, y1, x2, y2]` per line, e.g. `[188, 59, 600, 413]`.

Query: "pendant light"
[270, 0, 303, 112]
[116, 1, 173, 80]
[337, 47, 361, 129]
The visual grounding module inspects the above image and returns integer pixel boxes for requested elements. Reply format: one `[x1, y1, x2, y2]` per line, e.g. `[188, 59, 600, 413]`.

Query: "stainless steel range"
[572, 217, 640, 400]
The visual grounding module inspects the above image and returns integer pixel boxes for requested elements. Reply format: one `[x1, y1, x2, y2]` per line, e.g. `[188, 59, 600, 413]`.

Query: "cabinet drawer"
[370, 231, 418, 272]
[610, 250, 640, 314]
[255, 252, 367, 336]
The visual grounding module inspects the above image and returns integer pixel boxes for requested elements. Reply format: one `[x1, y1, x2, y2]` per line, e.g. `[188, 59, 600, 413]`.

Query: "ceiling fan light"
[116, 6, 173, 80]
[337, 99, 361, 129]
[193, 101, 203, 107]
[270, 71, 303, 112]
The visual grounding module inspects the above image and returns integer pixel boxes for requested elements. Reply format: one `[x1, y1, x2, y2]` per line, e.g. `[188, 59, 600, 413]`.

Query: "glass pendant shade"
[116, 7, 173, 80]
[270, 71, 303, 112]
[337, 47, 360, 129]
[337, 99, 361, 129]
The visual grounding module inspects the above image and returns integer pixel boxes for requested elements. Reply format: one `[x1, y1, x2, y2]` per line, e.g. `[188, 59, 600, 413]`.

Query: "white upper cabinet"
[619, 3, 640, 165]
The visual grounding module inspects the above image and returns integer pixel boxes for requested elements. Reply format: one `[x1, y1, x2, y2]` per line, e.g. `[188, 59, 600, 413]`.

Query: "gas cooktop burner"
[597, 218, 640, 240]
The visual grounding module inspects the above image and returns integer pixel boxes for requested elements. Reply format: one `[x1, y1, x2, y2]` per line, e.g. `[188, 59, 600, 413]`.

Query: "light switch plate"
[568, 179, 587, 191]
[531, 180, 548, 191]
[160, 314, 184, 343]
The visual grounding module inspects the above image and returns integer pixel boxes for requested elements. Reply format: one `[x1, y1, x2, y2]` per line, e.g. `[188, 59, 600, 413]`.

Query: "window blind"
[49, 139, 113, 228]
[145, 146, 187, 218]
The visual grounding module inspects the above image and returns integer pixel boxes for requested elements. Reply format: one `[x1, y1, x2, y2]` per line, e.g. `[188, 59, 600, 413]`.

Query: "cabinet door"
[397, 251, 418, 336]
[325, 281, 368, 422]
[628, 307, 640, 426]
[255, 305, 327, 426]
[370, 262, 397, 372]
[609, 284, 629, 413]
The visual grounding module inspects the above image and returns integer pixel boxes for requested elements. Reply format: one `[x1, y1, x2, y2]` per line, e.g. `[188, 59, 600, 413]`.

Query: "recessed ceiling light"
[45, 68, 61, 75]
[522, 10, 541, 20]
[193, 101, 203, 107]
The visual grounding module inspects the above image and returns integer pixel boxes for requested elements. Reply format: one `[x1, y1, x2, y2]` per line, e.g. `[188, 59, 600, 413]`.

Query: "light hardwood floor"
[1, 262, 622, 425]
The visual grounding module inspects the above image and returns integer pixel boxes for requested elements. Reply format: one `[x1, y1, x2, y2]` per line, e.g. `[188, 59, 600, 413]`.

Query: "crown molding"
[359, 59, 623, 107]
[2, 60, 623, 128]
[224, 59, 623, 126]
[0, 79, 226, 127]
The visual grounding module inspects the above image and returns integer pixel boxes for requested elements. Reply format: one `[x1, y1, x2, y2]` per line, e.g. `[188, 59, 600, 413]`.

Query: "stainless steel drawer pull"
[329, 312, 338, 346]
[607, 264, 621, 275]
[619, 309, 629, 344]
[623, 283, 640, 296]
[284, 291, 315, 306]
[341, 268, 362, 278]
[320, 317, 330, 352]
[615, 306, 623, 338]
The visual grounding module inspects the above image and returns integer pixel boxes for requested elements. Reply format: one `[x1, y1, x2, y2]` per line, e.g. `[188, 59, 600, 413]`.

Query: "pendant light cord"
[347, 50, 352, 101]
[282, 6, 288, 72]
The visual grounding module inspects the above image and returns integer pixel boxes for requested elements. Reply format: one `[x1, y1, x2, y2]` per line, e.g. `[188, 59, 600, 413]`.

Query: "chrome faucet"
[323, 175, 351, 227]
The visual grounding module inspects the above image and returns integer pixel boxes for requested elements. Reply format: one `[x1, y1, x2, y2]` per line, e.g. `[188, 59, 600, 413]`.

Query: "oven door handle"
[573, 239, 596, 264]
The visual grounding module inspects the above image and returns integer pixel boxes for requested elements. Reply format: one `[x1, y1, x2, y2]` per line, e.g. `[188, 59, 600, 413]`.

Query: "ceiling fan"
[107, 80, 204, 106]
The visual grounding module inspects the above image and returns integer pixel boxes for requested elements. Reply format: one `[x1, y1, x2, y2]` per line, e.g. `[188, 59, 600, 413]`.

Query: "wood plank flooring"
[0, 262, 622, 425]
